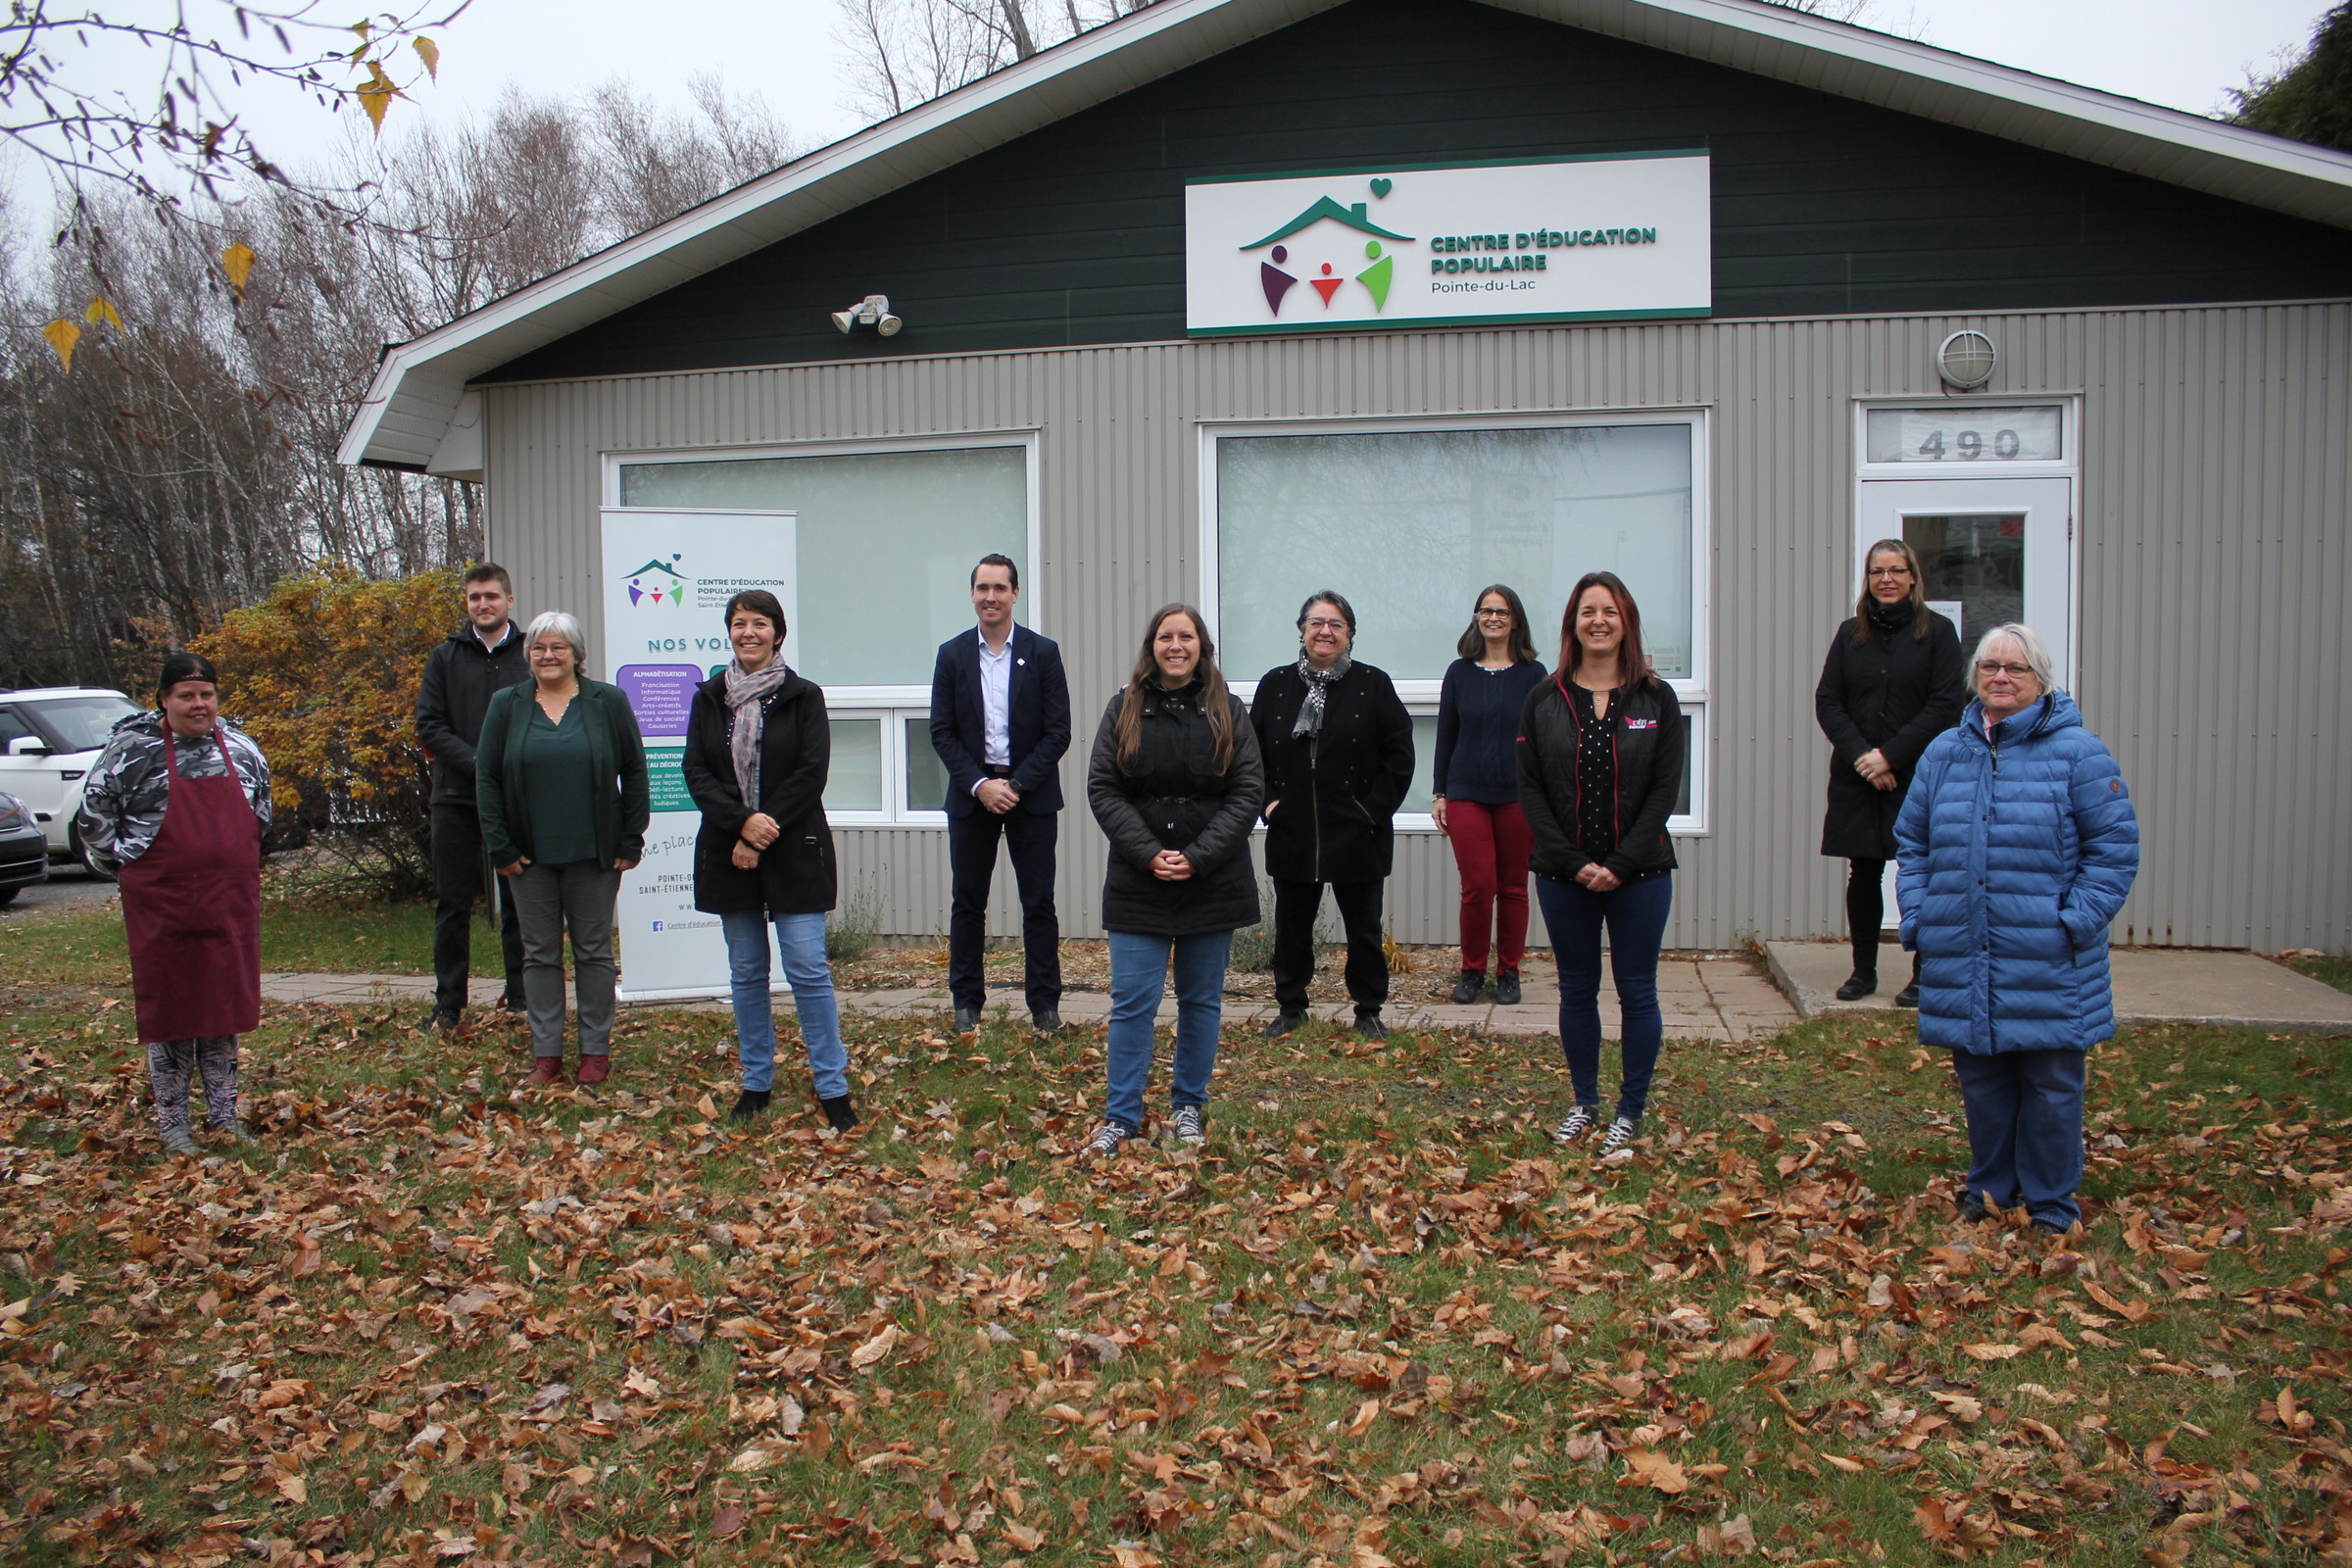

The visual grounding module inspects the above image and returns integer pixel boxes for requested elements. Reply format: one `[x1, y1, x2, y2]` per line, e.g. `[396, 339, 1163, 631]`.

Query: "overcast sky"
[10, 0, 2336, 227]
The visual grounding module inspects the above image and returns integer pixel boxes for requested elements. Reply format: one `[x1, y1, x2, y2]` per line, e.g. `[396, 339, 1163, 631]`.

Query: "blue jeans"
[1104, 929, 1231, 1132]
[1950, 1048, 2086, 1229]
[1536, 873, 1674, 1123]
[719, 909, 850, 1100]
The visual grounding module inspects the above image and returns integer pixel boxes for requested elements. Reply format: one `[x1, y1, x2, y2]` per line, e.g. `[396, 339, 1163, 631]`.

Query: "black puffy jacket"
[1516, 674, 1685, 883]
[1248, 662, 1415, 883]
[680, 670, 838, 917]
[1087, 681, 1265, 938]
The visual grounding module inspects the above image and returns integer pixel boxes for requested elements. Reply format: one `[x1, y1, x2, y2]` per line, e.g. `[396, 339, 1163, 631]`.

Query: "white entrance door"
[1854, 475, 2075, 925]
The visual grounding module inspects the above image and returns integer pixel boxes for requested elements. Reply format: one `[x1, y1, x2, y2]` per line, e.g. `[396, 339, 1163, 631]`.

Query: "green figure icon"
[1356, 240, 1395, 311]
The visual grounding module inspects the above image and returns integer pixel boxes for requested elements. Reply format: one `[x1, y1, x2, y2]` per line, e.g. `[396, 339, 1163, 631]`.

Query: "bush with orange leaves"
[191, 567, 458, 899]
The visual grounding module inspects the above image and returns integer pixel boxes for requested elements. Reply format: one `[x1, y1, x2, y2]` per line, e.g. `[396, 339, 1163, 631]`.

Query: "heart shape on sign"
[1369, 177, 1392, 198]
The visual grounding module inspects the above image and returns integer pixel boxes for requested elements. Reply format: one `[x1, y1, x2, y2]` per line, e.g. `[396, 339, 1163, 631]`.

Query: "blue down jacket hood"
[1895, 690, 2140, 1054]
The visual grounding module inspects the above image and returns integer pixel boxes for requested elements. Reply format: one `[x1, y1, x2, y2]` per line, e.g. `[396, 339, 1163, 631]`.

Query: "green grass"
[0, 995, 2345, 1566]
[2282, 951, 2352, 997]
[0, 889, 493, 984]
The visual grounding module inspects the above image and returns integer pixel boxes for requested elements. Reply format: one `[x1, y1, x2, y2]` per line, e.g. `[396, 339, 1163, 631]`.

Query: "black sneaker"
[820, 1095, 859, 1132]
[1353, 1011, 1389, 1041]
[1892, 981, 1920, 1008]
[1263, 1010, 1305, 1039]
[954, 1004, 982, 1033]
[1834, 970, 1878, 1002]
[1031, 1008, 1064, 1035]
[1959, 1197, 1989, 1223]
[1494, 970, 1522, 1006]
[1450, 971, 1484, 1004]
[728, 1090, 770, 1124]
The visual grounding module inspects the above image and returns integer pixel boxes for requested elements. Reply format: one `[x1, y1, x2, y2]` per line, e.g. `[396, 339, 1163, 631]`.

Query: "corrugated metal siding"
[481, 301, 2352, 952]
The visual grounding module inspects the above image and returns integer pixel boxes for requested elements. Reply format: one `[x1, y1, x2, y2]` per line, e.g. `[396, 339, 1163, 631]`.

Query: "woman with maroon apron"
[76, 653, 270, 1157]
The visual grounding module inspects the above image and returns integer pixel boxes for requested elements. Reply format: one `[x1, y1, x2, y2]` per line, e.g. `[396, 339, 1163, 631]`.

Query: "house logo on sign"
[1239, 179, 1414, 319]
[620, 555, 690, 610]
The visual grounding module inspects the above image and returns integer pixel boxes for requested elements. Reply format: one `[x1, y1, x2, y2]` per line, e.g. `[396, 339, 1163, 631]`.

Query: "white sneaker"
[1083, 1121, 1134, 1157]
[1170, 1106, 1206, 1146]
[1598, 1117, 1639, 1159]
[1550, 1105, 1598, 1145]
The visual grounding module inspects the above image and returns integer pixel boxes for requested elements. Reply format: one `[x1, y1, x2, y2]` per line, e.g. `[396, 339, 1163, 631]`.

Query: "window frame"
[604, 430, 1043, 827]
[1197, 409, 1711, 836]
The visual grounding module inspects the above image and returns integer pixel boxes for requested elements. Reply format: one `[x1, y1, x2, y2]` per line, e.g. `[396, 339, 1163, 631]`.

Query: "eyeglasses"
[1476, 609, 1513, 619]
[1867, 566, 1913, 578]
[1976, 662, 2034, 679]
[1303, 618, 1349, 633]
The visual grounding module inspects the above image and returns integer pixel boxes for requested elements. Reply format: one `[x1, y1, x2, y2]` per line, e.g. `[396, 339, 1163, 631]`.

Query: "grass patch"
[2281, 951, 2352, 997]
[0, 883, 502, 984]
[0, 1003, 2344, 1565]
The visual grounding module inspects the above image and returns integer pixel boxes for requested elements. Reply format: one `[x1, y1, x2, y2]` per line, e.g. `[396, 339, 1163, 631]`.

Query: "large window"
[612, 437, 1036, 823]
[1207, 416, 1707, 832]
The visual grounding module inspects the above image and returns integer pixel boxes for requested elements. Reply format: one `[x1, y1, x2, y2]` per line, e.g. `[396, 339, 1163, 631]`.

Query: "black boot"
[1835, 968, 1878, 1002]
[1450, 970, 1484, 1004]
[1494, 969, 1522, 1006]
[728, 1089, 769, 1124]
[821, 1095, 859, 1132]
[1893, 957, 1921, 1009]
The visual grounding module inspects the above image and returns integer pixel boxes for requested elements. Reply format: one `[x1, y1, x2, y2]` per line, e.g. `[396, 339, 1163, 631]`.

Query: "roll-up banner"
[598, 508, 798, 1002]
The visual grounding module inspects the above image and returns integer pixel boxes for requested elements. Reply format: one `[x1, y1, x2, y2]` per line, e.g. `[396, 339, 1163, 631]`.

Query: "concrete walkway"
[1763, 940, 2352, 1035]
[260, 956, 1801, 1041]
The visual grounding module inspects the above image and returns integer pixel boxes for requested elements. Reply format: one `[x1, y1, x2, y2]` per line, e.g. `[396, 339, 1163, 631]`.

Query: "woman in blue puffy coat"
[1895, 622, 2138, 1235]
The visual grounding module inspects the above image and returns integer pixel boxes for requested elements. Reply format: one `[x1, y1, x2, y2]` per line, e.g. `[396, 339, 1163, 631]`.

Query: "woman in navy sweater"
[1431, 585, 1547, 1005]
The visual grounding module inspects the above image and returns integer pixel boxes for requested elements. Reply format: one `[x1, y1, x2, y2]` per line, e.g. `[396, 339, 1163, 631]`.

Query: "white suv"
[0, 687, 143, 879]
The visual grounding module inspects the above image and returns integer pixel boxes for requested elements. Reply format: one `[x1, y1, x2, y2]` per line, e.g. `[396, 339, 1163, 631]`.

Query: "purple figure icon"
[1260, 243, 1298, 315]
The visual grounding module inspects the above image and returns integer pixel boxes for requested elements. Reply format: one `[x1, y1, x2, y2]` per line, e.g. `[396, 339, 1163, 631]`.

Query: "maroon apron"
[119, 727, 263, 1043]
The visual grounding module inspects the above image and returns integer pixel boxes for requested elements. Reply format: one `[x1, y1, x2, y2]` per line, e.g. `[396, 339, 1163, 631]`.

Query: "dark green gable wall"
[480, 0, 2352, 382]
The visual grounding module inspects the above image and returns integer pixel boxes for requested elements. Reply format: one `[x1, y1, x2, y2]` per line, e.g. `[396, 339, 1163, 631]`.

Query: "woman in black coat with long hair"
[1815, 539, 1965, 1005]
[680, 590, 857, 1130]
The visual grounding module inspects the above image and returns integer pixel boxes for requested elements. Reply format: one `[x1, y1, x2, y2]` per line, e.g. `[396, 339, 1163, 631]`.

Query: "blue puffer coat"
[1895, 691, 2139, 1054]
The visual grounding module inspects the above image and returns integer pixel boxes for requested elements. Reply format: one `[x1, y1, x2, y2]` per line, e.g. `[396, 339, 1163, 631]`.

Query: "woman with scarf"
[1815, 540, 1965, 1005]
[1083, 604, 1264, 1154]
[681, 590, 858, 1130]
[1249, 591, 1415, 1041]
[77, 652, 271, 1156]
[479, 612, 650, 1086]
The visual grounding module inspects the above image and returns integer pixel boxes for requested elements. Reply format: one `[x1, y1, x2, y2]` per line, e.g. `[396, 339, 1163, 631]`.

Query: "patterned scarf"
[1290, 652, 1353, 739]
[723, 658, 793, 806]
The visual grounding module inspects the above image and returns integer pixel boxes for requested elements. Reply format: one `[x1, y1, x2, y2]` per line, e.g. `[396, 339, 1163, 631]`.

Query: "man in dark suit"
[930, 554, 1072, 1034]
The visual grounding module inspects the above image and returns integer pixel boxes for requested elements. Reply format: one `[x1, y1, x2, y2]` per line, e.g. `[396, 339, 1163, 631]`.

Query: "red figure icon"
[1309, 261, 1344, 306]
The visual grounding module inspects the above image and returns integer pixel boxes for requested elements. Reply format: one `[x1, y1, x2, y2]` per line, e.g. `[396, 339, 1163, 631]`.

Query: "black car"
[0, 791, 47, 906]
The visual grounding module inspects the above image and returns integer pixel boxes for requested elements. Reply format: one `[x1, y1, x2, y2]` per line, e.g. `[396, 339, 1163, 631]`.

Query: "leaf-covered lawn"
[1, 997, 2345, 1566]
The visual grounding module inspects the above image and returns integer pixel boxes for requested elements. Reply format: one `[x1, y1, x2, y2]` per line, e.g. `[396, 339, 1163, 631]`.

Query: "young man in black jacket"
[415, 564, 531, 1029]
[1250, 591, 1415, 1040]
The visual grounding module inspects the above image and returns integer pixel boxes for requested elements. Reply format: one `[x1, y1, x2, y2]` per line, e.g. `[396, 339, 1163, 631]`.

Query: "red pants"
[1447, 798, 1533, 973]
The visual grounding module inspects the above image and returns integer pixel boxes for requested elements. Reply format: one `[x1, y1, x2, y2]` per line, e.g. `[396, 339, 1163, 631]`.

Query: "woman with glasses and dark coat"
[1815, 540, 1965, 1005]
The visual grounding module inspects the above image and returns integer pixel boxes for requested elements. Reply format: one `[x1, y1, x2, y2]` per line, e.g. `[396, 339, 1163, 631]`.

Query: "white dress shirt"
[975, 633, 1014, 788]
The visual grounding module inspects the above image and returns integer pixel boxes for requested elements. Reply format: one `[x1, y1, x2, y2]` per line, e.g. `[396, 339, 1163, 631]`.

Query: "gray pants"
[149, 1036, 238, 1133]
[509, 859, 621, 1058]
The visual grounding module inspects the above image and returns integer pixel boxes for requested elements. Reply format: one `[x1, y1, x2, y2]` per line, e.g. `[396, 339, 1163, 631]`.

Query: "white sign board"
[599, 508, 798, 1002]
[1185, 153, 1710, 337]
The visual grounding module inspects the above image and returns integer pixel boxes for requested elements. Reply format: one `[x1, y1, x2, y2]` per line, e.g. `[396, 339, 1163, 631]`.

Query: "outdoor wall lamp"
[830, 294, 904, 336]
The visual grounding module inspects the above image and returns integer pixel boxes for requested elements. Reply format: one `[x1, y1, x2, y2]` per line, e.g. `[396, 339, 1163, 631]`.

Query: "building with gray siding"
[343, 0, 2352, 959]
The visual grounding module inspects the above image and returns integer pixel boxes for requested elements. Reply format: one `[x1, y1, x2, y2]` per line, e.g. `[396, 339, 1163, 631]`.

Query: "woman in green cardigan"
[478, 611, 650, 1086]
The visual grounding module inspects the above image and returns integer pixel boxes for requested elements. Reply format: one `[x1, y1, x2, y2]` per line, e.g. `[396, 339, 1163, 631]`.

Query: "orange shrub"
[191, 567, 457, 897]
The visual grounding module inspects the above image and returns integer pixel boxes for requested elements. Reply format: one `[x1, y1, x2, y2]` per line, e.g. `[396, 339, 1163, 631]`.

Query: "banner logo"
[1239, 182, 1414, 318]
[620, 555, 689, 609]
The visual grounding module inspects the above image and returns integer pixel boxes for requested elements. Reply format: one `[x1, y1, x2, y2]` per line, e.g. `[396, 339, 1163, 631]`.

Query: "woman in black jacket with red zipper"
[1517, 571, 1686, 1159]
[679, 590, 857, 1131]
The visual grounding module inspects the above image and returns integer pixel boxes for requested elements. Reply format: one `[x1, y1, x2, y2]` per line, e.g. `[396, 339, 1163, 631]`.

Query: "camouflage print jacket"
[74, 712, 271, 873]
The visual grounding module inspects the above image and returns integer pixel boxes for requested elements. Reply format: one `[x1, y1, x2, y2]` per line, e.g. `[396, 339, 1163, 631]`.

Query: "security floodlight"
[1937, 329, 1996, 390]
[831, 294, 903, 337]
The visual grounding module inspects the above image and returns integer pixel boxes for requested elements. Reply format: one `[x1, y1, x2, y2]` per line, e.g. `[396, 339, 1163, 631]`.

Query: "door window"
[1902, 514, 2025, 647]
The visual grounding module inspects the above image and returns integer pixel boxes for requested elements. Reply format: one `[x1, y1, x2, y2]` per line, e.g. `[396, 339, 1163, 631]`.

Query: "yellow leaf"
[220, 242, 257, 291]
[414, 36, 440, 80]
[42, 318, 80, 370]
[356, 64, 399, 133]
[1619, 1447, 1688, 1494]
[83, 297, 122, 330]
